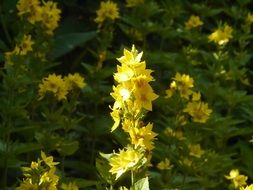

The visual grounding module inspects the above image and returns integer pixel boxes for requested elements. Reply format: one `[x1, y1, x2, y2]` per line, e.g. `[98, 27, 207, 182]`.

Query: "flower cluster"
[225, 169, 248, 189]
[16, 151, 59, 190]
[5, 34, 34, 65]
[208, 24, 233, 45]
[166, 73, 212, 123]
[108, 45, 158, 181]
[16, 151, 79, 190]
[38, 73, 86, 101]
[94, 1, 119, 27]
[17, 0, 61, 35]
[185, 15, 203, 30]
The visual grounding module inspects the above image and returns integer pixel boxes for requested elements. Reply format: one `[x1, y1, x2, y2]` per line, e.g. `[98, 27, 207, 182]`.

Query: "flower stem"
[131, 170, 135, 190]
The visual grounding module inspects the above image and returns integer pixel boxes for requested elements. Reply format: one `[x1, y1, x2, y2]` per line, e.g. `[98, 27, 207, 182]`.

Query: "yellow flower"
[185, 15, 203, 30]
[240, 184, 253, 190]
[174, 73, 194, 99]
[225, 169, 248, 188]
[109, 148, 144, 179]
[16, 179, 38, 190]
[192, 91, 201, 101]
[133, 76, 158, 111]
[180, 157, 192, 167]
[184, 101, 212, 123]
[95, 1, 119, 26]
[247, 13, 253, 23]
[119, 186, 129, 190]
[18, 34, 34, 55]
[188, 144, 204, 158]
[61, 182, 79, 190]
[110, 109, 121, 132]
[164, 128, 185, 140]
[126, 0, 144, 7]
[41, 151, 59, 168]
[165, 81, 177, 98]
[208, 24, 233, 45]
[64, 73, 86, 90]
[117, 45, 145, 67]
[129, 123, 157, 150]
[16, 0, 40, 16]
[157, 158, 173, 170]
[40, 1, 61, 35]
[38, 73, 68, 101]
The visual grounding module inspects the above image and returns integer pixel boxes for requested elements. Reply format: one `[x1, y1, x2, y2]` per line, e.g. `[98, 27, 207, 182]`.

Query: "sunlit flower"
[225, 169, 248, 188]
[109, 148, 144, 179]
[126, 0, 144, 7]
[133, 76, 158, 111]
[184, 101, 212, 123]
[129, 123, 157, 150]
[157, 158, 173, 170]
[208, 24, 233, 45]
[188, 144, 204, 158]
[95, 1, 119, 27]
[185, 15, 203, 30]
[240, 184, 253, 190]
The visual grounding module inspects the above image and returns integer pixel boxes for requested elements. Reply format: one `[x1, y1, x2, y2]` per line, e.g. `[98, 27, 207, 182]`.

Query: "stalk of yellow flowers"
[108, 45, 158, 188]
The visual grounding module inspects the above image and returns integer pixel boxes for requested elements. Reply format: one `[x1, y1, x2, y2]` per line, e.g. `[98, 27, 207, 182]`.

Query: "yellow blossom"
[157, 158, 173, 170]
[61, 182, 79, 190]
[188, 144, 204, 158]
[40, 1, 61, 35]
[16, 0, 40, 16]
[184, 101, 212, 123]
[185, 15, 203, 30]
[247, 13, 253, 23]
[225, 169, 248, 188]
[95, 1, 119, 27]
[38, 73, 68, 101]
[126, 0, 144, 7]
[18, 34, 34, 55]
[208, 24, 233, 45]
[41, 151, 59, 168]
[109, 148, 144, 179]
[119, 186, 129, 190]
[16, 179, 38, 190]
[117, 45, 144, 67]
[240, 184, 253, 190]
[64, 73, 86, 90]
[110, 109, 121, 132]
[173, 73, 194, 99]
[192, 91, 201, 101]
[180, 157, 192, 167]
[129, 123, 157, 150]
[133, 76, 158, 111]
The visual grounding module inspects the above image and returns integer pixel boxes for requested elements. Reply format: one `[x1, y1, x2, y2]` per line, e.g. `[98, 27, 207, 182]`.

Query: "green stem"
[131, 170, 135, 190]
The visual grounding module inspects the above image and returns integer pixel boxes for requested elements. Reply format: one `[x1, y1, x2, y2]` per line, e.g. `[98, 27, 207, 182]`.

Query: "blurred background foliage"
[0, 0, 253, 189]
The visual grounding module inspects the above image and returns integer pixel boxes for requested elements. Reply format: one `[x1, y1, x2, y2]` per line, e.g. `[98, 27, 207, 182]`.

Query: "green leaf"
[132, 177, 150, 190]
[57, 140, 79, 156]
[14, 143, 41, 155]
[96, 158, 114, 185]
[49, 31, 97, 59]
